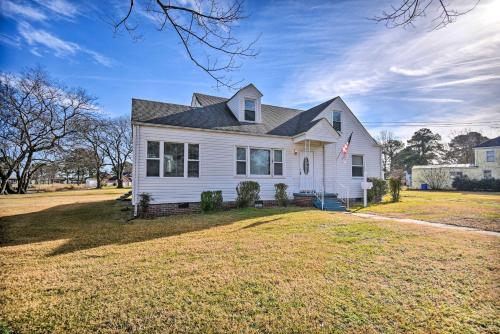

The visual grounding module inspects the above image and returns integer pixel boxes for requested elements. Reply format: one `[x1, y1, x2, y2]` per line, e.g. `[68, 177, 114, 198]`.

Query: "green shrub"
[236, 181, 260, 208]
[138, 193, 152, 218]
[452, 176, 500, 191]
[367, 177, 387, 203]
[200, 190, 223, 212]
[388, 177, 402, 202]
[213, 190, 223, 210]
[274, 183, 289, 207]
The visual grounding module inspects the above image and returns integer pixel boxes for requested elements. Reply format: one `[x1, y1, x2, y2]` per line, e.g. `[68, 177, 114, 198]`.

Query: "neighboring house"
[412, 136, 500, 189]
[131, 84, 382, 216]
[106, 175, 132, 187]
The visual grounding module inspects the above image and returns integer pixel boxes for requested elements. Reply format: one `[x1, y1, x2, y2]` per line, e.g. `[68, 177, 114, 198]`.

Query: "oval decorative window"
[303, 157, 310, 175]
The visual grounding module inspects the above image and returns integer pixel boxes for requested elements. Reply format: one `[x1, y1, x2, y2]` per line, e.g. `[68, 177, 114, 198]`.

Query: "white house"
[131, 84, 382, 216]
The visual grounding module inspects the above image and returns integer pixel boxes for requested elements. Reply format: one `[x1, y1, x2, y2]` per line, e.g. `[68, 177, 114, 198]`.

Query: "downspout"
[132, 124, 139, 217]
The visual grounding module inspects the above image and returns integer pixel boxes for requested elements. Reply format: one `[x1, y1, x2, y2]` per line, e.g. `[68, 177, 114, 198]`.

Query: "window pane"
[486, 151, 494, 162]
[352, 166, 363, 177]
[237, 147, 246, 161]
[332, 111, 341, 122]
[147, 141, 159, 158]
[188, 161, 199, 177]
[250, 149, 270, 175]
[188, 144, 199, 160]
[236, 161, 246, 175]
[333, 121, 341, 132]
[352, 155, 363, 166]
[274, 163, 283, 176]
[274, 150, 282, 162]
[245, 99, 255, 111]
[245, 109, 255, 121]
[146, 160, 160, 177]
[164, 143, 184, 177]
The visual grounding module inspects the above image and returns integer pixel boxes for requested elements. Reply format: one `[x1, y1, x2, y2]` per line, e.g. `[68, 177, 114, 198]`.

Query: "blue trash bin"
[421, 184, 428, 190]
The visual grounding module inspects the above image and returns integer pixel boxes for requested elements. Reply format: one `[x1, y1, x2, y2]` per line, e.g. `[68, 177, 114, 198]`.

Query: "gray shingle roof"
[474, 136, 500, 148]
[132, 93, 338, 137]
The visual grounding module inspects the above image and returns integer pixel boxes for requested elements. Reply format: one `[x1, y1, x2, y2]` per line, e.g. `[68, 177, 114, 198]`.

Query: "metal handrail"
[314, 180, 325, 210]
[338, 182, 350, 210]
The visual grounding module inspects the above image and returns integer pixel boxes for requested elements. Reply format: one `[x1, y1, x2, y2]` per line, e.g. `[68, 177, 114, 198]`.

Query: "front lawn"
[1, 190, 499, 333]
[356, 190, 500, 232]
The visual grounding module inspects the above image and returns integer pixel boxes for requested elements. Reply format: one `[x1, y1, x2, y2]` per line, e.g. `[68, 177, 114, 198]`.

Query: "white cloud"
[35, 0, 79, 19]
[1, 0, 47, 21]
[389, 66, 432, 77]
[17, 22, 113, 67]
[425, 75, 500, 88]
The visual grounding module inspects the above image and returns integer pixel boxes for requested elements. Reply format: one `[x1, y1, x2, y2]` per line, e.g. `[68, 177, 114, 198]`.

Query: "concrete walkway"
[350, 212, 500, 237]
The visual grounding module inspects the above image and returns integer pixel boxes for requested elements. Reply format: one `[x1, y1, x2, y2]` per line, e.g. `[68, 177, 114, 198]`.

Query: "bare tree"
[79, 118, 108, 189]
[112, 0, 258, 88]
[0, 68, 96, 194]
[100, 117, 132, 188]
[420, 168, 449, 190]
[373, 0, 480, 29]
[378, 130, 405, 178]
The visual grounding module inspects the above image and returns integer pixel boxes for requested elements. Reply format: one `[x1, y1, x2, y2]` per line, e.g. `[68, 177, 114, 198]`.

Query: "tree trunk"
[96, 169, 102, 189]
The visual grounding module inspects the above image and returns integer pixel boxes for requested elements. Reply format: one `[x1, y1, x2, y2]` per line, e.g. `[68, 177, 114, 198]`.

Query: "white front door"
[299, 151, 314, 192]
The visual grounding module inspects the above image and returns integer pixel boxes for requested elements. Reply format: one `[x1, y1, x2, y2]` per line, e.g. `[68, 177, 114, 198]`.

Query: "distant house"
[131, 84, 382, 216]
[412, 136, 500, 189]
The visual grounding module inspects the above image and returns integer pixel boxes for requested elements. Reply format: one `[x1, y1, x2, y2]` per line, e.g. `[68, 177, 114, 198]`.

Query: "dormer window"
[244, 99, 256, 121]
[332, 111, 341, 132]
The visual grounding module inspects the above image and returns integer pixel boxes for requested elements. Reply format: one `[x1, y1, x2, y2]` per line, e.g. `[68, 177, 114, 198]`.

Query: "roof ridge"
[193, 92, 304, 112]
[132, 97, 192, 109]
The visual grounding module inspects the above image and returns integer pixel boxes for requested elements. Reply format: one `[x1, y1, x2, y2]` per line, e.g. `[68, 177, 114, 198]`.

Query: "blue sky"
[1, 0, 499, 141]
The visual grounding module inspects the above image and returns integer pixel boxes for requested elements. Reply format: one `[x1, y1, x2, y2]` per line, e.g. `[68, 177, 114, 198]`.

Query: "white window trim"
[243, 97, 257, 123]
[351, 154, 364, 179]
[332, 110, 342, 133]
[187, 143, 200, 178]
[162, 141, 185, 178]
[235, 146, 247, 177]
[145, 140, 199, 178]
[486, 150, 495, 162]
[234, 145, 286, 178]
[146, 140, 161, 177]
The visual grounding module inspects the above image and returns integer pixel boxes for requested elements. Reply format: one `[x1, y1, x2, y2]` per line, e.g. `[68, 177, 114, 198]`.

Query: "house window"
[244, 99, 256, 121]
[486, 150, 495, 162]
[273, 149, 283, 176]
[332, 111, 341, 132]
[146, 141, 160, 177]
[164, 142, 184, 177]
[483, 170, 492, 179]
[250, 148, 270, 175]
[450, 171, 463, 178]
[188, 144, 199, 177]
[352, 155, 364, 177]
[236, 147, 247, 175]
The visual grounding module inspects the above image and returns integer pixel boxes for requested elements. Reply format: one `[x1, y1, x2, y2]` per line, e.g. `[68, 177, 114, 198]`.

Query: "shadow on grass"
[0, 200, 303, 257]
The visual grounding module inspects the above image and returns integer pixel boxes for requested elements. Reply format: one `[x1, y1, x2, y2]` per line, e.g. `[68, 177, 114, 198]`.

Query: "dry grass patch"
[356, 190, 500, 232]
[0, 190, 499, 333]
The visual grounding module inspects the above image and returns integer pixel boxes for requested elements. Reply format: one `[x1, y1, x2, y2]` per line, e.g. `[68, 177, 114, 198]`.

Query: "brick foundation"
[140, 200, 280, 218]
[293, 196, 314, 207]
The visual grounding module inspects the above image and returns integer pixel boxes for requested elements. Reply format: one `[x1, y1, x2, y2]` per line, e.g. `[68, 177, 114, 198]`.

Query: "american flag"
[338, 132, 353, 161]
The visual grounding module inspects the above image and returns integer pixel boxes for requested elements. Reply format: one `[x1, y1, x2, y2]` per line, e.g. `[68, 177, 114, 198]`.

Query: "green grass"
[355, 190, 500, 232]
[0, 190, 499, 333]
